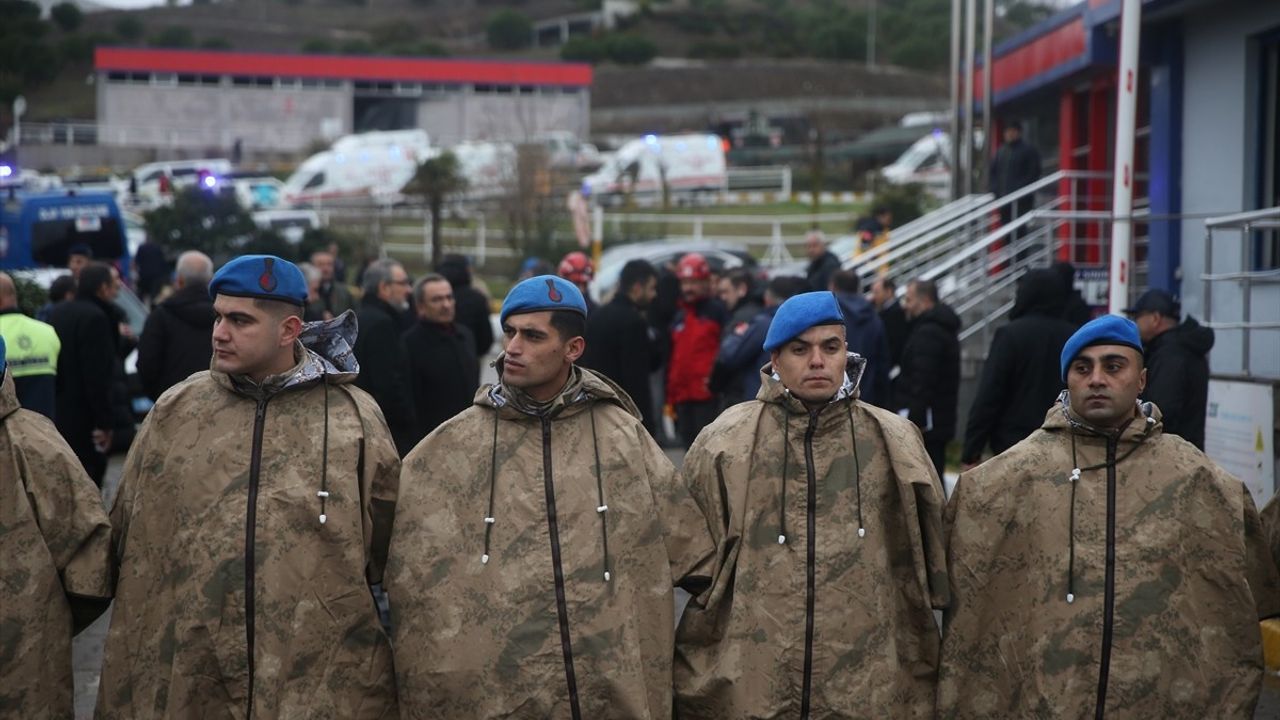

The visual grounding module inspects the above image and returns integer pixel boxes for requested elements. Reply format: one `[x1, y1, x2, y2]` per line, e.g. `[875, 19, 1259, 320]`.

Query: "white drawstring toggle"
[1070, 468, 1081, 482]
[778, 534, 787, 544]
[1146, 416, 1156, 425]
[857, 527, 866, 538]
[1066, 593, 1075, 604]
[604, 571, 611, 582]
[596, 505, 608, 513]
[481, 553, 490, 564]
[484, 517, 495, 524]
[319, 514, 327, 524]
[317, 490, 330, 498]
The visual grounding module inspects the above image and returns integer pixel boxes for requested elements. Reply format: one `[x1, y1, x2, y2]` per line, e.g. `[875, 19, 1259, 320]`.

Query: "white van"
[582, 133, 726, 204]
[450, 141, 517, 200]
[283, 130, 434, 206]
[880, 130, 984, 199]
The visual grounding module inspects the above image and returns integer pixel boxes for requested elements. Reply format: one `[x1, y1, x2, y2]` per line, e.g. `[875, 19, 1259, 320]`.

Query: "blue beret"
[1060, 314, 1143, 381]
[763, 291, 845, 352]
[209, 255, 308, 306]
[500, 274, 588, 325]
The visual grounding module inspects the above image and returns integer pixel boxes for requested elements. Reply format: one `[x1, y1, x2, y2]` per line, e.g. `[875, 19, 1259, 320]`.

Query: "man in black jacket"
[870, 277, 909, 402]
[437, 256, 494, 361]
[989, 121, 1042, 236]
[581, 259, 660, 434]
[401, 273, 479, 447]
[716, 267, 762, 339]
[961, 268, 1077, 466]
[804, 229, 842, 292]
[48, 262, 120, 485]
[353, 259, 418, 455]
[137, 251, 217, 401]
[898, 278, 960, 478]
[1125, 288, 1215, 450]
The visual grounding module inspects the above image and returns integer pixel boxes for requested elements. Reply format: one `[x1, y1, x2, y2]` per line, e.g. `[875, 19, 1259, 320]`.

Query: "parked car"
[589, 239, 759, 303]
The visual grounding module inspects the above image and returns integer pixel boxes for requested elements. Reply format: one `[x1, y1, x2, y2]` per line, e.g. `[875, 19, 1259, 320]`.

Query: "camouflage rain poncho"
[386, 365, 716, 720]
[0, 370, 113, 717]
[674, 355, 949, 719]
[939, 399, 1280, 719]
[97, 313, 401, 719]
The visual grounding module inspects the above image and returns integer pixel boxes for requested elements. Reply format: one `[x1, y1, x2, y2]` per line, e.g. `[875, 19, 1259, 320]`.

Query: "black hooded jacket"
[962, 268, 1078, 463]
[1143, 317, 1215, 450]
[353, 296, 418, 455]
[137, 282, 216, 401]
[898, 302, 961, 441]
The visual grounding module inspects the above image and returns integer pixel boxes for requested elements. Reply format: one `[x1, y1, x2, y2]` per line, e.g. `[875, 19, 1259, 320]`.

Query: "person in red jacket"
[668, 253, 728, 447]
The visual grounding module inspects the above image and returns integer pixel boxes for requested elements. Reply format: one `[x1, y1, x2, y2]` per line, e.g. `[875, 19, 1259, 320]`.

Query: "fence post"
[478, 214, 487, 267]
[423, 210, 431, 263]
[693, 215, 703, 242]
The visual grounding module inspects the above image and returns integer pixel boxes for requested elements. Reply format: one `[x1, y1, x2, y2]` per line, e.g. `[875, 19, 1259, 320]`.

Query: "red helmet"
[557, 251, 594, 284]
[676, 252, 711, 280]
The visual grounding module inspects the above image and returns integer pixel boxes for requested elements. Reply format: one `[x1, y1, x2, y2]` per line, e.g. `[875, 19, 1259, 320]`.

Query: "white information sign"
[1204, 379, 1276, 507]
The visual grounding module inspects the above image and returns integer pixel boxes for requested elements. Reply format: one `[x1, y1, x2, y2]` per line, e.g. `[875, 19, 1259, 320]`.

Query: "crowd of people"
[0, 229, 1262, 718]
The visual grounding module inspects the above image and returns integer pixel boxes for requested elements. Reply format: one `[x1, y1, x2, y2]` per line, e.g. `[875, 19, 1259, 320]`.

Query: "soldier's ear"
[279, 314, 304, 347]
[1137, 366, 1147, 395]
[565, 335, 585, 364]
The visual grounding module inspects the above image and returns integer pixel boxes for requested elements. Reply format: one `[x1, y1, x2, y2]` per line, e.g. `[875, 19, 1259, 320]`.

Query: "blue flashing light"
[706, 136, 718, 149]
[931, 128, 945, 139]
[0, 165, 12, 179]
[643, 134, 658, 145]
[202, 175, 218, 189]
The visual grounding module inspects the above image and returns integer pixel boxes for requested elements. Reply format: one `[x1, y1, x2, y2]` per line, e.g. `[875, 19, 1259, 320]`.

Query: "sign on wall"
[1205, 379, 1276, 506]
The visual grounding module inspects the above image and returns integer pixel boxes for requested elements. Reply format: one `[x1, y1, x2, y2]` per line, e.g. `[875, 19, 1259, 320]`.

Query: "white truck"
[582, 133, 726, 204]
[282, 130, 435, 206]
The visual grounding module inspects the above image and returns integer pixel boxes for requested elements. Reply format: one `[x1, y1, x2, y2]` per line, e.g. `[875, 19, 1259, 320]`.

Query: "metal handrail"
[1201, 204, 1280, 378]
[845, 194, 991, 271]
[1205, 206, 1280, 229]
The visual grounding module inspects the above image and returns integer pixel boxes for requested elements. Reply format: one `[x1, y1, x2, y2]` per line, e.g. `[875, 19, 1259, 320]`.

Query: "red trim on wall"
[1057, 87, 1080, 261]
[94, 47, 593, 87]
[975, 18, 1087, 100]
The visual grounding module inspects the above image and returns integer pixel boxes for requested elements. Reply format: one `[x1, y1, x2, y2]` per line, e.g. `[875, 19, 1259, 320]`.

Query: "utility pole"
[1108, 0, 1142, 314]
[949, 0, 962, 200]
[961, 0, 977, 197]
[980, 0, 993, 194]
[867, 0, 878, 68]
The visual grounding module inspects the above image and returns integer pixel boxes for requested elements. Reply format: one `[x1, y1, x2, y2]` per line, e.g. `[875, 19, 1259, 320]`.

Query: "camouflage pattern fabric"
[0, 370, 113, 718]
[674, 356, 949, 719]
[96, 321, 400, 720]
[1261, 494, 1280, 583]
[386, 365, 716, 720]
[939, 401, 1280, 719]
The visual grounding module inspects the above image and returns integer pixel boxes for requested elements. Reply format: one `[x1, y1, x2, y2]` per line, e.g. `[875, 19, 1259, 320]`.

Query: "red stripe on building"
[94, 47, 593, 87]
[975, 17, 1087, 100]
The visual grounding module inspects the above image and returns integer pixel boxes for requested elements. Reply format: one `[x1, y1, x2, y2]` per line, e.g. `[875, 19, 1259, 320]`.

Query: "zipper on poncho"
[800, 409, 819, 719]
[1094, 434, 1118, 719]
[245, 397, 269, 718]
[541, 415, 582, 720]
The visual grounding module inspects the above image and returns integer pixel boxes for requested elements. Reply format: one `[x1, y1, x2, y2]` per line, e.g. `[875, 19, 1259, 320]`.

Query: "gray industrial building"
[94, 47, 592, 157]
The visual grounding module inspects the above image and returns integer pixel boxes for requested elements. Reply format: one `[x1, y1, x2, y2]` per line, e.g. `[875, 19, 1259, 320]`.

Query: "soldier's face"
[501, 311, 584, 401]
[771, 324, 848, 404]
[211, 295, 300, 381]
[1066, 344, 1147, 428]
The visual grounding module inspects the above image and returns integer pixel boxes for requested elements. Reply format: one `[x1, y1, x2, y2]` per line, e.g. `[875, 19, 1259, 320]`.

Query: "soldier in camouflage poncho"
[675, 292, 949, 719]
[386, 275, 716, 720]
[97, 256, 400, 719]
[1, 353, 113, 718]
[939, 316, 1280, 719]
